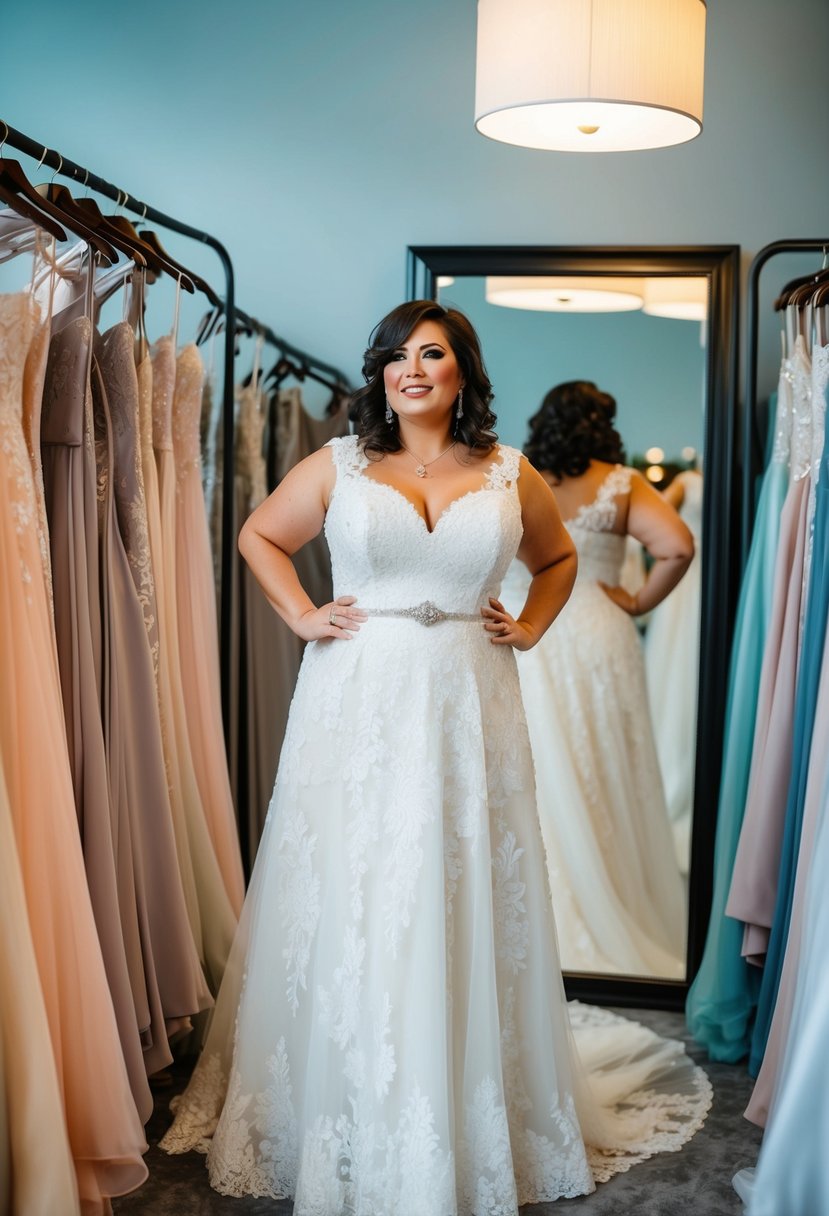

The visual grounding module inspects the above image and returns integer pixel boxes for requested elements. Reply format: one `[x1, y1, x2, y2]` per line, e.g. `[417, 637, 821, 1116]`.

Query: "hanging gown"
[644, 469, 704, 874]
[504, 465, 686, 977]
[94, 324, 213, 1072]
[732, 759, 829, 1216]
[230, 384, 349, 864]
[0, 753, 80, 1216]
[173, 343, 245, 915]
[0, 289, 147, 1210]
[745, 340, 829, 1121]
[151, 334, 237, 993]
[160, 438, 711, 1213]
[41, 313, 153, 1122]
[685, 378, 791, 1062]
[727, 334, 812, 979]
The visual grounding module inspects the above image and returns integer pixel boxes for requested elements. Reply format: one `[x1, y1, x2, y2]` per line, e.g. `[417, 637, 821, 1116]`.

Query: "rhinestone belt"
[362, 600, 480, 626]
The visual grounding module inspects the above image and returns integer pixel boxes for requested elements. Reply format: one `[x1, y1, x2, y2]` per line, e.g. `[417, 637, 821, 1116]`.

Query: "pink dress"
[0, 290, 147, 1211]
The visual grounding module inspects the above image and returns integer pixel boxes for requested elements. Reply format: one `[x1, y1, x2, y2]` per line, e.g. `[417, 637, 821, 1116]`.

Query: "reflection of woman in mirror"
[505, 380, 694, 978]
[645, 468, 704, 875]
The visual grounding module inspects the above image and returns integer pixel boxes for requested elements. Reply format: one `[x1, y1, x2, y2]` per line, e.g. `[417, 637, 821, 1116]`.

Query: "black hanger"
[775, 259, 829, 310]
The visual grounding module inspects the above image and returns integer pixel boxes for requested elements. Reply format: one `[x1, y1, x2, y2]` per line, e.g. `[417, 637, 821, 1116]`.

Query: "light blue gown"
[685, 375, 790, 1062]
[733, 761, 829, 1215]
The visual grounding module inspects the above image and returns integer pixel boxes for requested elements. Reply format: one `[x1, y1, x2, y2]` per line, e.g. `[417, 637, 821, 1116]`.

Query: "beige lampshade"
[643, 277, 709, 320]
[475, 0, 706, 152]
[485, 276, 644, 312]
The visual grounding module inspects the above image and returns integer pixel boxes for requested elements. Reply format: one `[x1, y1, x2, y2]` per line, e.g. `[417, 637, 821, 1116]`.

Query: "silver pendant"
[415, 465, 427, 477]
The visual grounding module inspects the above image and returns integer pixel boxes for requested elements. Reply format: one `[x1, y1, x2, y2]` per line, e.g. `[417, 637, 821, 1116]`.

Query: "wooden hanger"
[137, 229, 221, 305]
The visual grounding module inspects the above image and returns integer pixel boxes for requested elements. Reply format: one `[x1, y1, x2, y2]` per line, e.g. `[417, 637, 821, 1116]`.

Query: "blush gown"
[160, 438, 710, 1213]
[503, 466, 687, 978]
[0, 753, 80, 1216]
[0, 288, 148, 1209]
[173, 344, 245, 915]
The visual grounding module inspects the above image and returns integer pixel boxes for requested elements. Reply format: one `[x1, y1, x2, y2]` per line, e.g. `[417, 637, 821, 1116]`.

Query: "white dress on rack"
[504, 465, 687, 978]
[160, 438, 709, 1214]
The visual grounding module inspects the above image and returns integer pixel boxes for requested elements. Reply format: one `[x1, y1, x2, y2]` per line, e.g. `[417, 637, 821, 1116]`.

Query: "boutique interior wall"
[3, 0, 829, 417]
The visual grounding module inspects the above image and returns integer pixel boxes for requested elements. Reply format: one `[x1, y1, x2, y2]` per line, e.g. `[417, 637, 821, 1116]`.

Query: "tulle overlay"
[161, 438, 710, 1213]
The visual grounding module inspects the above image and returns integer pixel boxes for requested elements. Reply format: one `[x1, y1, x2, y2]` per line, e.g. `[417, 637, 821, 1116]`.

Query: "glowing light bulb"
[645, 446, 665, 463]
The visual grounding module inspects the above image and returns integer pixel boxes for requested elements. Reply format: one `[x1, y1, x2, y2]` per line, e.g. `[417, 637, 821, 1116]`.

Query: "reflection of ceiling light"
[645, 446, 665, 463]
[436, 276, 455, 288]
[643, 277, 709, 321]
[646, 464, 665, 483]
[474, 0, 706, 153]
[485, 276, 644, 313]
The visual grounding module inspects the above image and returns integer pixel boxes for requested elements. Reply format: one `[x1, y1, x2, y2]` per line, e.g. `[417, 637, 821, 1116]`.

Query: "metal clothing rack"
[234, 306, 352, 391]
[0, 119, 239, 746]
[743, 239, 829, 557]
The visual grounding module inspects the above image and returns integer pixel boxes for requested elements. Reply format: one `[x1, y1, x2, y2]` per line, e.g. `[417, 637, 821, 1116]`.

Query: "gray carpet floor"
[115, 1007, 761, 1215]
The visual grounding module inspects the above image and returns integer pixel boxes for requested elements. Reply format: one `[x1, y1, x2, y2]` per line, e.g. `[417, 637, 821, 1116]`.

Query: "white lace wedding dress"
[502, 465, 687, 978]
[160, 438, 710, 1213]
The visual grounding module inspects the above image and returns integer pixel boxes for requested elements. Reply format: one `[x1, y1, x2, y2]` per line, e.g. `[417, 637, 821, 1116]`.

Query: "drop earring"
[385, 397, 394, 425]
[455, 387, 464, 427]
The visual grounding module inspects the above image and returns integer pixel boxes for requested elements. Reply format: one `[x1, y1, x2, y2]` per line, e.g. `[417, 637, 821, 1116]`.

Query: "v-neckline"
[358, 448, 504, 536]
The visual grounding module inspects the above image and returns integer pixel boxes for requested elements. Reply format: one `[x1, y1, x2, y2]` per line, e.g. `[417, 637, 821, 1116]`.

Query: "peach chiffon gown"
[173, 343, 245, 915]
[151, 334, 237, 991]
[0, 752, 80, 1215]
[0, 288, 147, 1211]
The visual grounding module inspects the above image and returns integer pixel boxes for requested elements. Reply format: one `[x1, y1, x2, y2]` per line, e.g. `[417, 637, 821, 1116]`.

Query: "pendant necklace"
[399, 438, 456, 478]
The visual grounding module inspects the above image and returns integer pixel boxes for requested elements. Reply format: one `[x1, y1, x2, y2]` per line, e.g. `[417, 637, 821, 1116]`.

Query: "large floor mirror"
[407, 246, 740, 1008]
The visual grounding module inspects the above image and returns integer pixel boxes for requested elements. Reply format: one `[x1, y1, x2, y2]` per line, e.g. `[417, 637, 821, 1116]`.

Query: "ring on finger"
[329, 607, 337, 626]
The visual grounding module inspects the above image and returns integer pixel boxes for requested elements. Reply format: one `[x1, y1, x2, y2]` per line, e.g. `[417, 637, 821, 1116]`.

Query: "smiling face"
[383, 320, 465, 428]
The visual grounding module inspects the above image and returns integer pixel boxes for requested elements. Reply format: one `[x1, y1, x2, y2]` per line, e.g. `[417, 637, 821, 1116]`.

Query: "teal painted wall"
[442, 276, 705, 457]
[2, 0, 828, 401]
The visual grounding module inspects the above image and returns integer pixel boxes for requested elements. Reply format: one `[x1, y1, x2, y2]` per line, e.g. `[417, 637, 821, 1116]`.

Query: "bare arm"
[599, 470, 694, 616]
[483, 459, 578, 650]
[237, 446, 366, 641]
[662, 473, 686, 511]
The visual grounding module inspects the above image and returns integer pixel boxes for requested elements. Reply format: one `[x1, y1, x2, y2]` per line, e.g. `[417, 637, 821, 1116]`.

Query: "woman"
[160, 307, 709, 1212]
[505, 380, 694, 978]
[645, 468, 704, 874]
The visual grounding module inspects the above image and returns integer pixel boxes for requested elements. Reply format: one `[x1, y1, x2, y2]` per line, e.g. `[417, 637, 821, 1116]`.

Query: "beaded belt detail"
[362, 601, 480, 626]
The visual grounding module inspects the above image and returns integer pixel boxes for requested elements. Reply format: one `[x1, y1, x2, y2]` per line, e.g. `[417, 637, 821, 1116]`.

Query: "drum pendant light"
[475, 0, 706, 153]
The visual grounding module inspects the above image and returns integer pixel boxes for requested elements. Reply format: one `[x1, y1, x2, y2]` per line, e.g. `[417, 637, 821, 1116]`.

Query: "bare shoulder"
[279, 443, 339, 505]
[516, 456, 556, 501]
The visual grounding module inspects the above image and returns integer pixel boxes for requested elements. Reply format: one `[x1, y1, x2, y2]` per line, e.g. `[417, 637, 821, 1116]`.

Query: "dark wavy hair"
[523, 380, 626, 481]
[349, 300, 497, 458]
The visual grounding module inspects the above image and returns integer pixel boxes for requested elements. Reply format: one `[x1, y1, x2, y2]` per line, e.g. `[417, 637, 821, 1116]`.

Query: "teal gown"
[686, 384, 789, 1062]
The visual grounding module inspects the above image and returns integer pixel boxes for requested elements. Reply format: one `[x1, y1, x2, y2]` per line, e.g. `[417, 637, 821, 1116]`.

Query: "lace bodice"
[324, 436, 523, 614]
[173, 344, 205, 476]
[564, 465, 632, 587]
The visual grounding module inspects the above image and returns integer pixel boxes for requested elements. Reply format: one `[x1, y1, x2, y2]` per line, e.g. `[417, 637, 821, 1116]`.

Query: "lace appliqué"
[569, 464, 632, 535]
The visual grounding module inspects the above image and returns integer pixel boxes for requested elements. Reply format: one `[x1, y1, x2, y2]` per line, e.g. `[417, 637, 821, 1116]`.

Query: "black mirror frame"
[407, 245, 741, 1010]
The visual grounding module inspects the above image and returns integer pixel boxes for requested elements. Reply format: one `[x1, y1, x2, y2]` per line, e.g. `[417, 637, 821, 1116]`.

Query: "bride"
[160, 303, 710, 1213]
